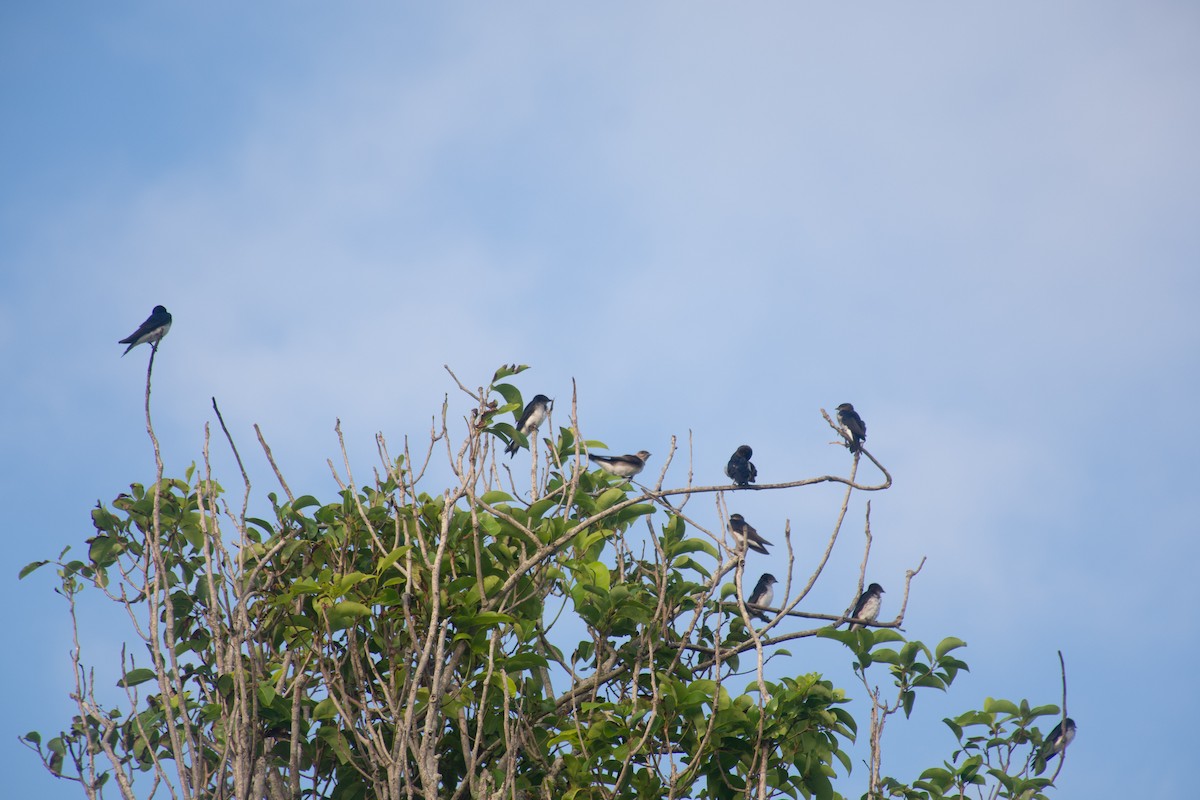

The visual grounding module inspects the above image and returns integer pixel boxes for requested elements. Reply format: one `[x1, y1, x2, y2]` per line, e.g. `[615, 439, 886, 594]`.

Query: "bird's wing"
[746, 526, 772, 547]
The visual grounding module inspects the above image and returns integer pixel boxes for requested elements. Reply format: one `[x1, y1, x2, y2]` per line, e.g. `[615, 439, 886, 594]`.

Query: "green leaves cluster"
[822, 628, 969, 720]
[907, 699, 1070, 800]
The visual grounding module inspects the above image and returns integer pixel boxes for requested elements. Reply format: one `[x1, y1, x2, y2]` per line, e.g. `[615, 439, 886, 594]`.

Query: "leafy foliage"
[19, 366, 1071, 800]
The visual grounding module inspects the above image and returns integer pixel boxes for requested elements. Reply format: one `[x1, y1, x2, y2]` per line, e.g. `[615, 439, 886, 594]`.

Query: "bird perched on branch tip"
[119, 305, 172, 356]
[836, 403, 867, 454]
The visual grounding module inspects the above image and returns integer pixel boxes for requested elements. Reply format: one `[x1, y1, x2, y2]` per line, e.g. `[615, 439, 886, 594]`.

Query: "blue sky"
[3, 3, 1198, 797]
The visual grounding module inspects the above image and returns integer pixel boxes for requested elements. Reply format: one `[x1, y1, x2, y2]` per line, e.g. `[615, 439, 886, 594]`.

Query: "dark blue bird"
[505, 394, 551, 457]
[1035, 718, 1076, 774]
[119, 306, 172, 356]
[849, 583, 884, 630]
[729, 514, 771, 555]
[746, 573, 777, 621]
[588, 450, 650, 479]
[725, 445, 757, 487]
[836, 403, 867, 454]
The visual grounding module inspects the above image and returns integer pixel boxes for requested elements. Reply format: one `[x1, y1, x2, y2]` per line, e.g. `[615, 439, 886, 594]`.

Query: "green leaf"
[983, 697, 1020, 716]
[88, 535, 121, 566]
[117, 668, 157, 688]
[492, 364, 529, 382]
[527, 497, 557, 521]
[870, 648, 901, 665]
[330, 601, 372, 618]
[313, 698, 338, 721]
[817, 628, 856, 645]
[292, 495, 321, 511]
[667, 537, 720, 560]
[375, 546, 411, 575]
[332, 572, 371, 597]
[935, 636, 968, 659]
[503, 653, 549, 671]
[316, 726, 353, 764]
[674, 555, 712, 578]
[899, 640, 925, 666]
[920, 766, 952, 782]
[1029, 703, 1060, 719]
[493, 383, 523, 409]
[577, 561, 611, 592]
[19, 560, 49, 579]
[462, 611, 516, 630]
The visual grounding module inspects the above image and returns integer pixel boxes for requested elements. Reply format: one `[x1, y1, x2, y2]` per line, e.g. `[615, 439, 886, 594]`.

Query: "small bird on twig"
[119, 305, 172, 355]
[836, 403, 867, 454]
[849, 583, 884, 630]
[729, 513, 771, 555]
[1034, 718, 1076, 774]
[505, 394, 551, 457]
[725, 445, 757, 486]
[746, 573, 777, 621]
[588, 450, 650, 479]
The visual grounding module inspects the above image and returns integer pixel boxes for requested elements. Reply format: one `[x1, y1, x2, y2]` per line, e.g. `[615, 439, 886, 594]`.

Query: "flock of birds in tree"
[118, 305, 1074, 771]
[502, 388, 886, 631]
[119, 307, 885, 629]
[499, 387, 1076, 771]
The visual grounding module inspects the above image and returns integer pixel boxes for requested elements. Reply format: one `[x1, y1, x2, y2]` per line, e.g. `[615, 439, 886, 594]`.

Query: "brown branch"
[1048, 650, 1069, 783]
[254, 424, 295, 505]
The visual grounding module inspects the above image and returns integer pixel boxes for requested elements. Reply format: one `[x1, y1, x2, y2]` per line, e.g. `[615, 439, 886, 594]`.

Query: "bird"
[849, 583, 884, 630]
[119, 305, 172, 356]
[505, 394, 552, 457]
[835, 403, 867, 454]
[1035, 718, 1076, 773]
[746, 573, 777, 620]
[728, 513, 772, 555]
[588, 450, 650, 479]
[725, 445, 757, 487]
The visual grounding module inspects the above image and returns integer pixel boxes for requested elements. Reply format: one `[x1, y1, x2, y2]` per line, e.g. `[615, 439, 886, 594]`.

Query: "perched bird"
[505, 394, 552, 457]
[746, 573, 778, 621]
[849, 583, 884, 630]
[725, 445, 758, 487]
[588, 450, 650, 479]
[119, 305, 172, 356]
[729, 513, 772, 555]
[1035, 718, 1076, 774]
[836, 403, 867, 454]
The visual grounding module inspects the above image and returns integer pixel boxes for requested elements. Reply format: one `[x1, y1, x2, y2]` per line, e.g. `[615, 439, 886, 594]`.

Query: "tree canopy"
[21, 364, 1073, 800]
